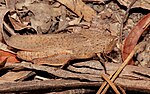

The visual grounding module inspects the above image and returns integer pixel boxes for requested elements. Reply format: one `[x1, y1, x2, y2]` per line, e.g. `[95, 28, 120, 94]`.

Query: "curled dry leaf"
[15, 2, 56, 33]
[122, 13, 150, 64]
[8, 14, 31, 31]
[0, 50, 20, 63]
[57, 0, 96, 22]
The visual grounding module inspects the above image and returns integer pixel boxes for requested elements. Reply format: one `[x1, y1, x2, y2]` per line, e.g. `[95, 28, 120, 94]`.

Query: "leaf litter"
[0, 0, 150, 93]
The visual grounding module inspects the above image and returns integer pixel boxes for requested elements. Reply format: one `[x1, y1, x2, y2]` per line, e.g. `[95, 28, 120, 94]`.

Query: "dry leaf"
[0, 50, 20, 63]
[0, 42, 15, 53]
[23, 2, 54, 33]
[122, 13, 150, 64]
[0, 57, 8, 68]
[0, 7, 9, 41]
[8, 11, 31, 30]
[9, 15, 30, 31]
[57, 0, 96, 22]
[69, 17, 82, 25]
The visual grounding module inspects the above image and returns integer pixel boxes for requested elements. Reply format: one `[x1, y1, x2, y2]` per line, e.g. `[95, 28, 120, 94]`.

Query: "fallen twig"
[96, 42, 146, 94]
[0, 79, 100, 93]
[101, 73, 120, 94]
[2, 59, 150, 93]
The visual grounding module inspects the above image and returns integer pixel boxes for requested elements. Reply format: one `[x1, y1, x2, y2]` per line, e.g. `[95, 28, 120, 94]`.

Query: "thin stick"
[101, 74, 120, 94]
[96, 42, 145, 94]
[119, 0, 137, 45]
[118, 85, 126, 94]
[117, 0, 138, 72]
